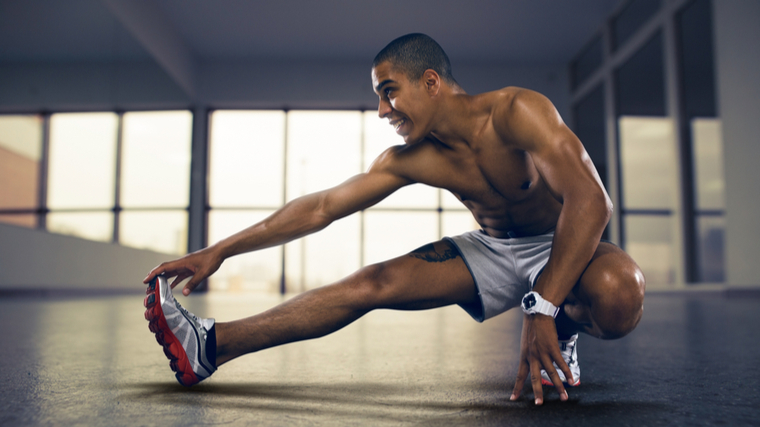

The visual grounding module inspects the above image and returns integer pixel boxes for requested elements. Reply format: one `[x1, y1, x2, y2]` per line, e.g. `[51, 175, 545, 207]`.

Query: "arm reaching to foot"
[144, 151, 411, 295]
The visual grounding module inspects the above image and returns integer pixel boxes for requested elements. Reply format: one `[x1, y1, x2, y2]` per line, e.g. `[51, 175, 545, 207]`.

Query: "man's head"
[371, 34, 459, 144]
[372, 33, 458, 87]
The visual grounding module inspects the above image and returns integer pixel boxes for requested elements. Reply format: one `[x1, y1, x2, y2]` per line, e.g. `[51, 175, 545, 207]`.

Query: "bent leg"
[555, 242, 646, 340]
[215, 240, 477, 365]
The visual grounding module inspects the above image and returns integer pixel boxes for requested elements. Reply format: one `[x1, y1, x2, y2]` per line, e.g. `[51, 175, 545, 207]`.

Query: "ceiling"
[1, 0, 623, 64]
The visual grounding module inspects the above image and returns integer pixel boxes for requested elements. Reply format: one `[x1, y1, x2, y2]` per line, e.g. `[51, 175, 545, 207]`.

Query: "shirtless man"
[143, 33, 645, 406]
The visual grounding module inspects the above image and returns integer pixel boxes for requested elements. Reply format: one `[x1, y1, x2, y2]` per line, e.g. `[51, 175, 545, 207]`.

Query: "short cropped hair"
[373, 33, 458, 86]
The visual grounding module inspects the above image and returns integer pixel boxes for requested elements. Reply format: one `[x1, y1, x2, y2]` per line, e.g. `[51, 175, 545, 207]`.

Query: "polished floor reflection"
[1, 291, 758, 426]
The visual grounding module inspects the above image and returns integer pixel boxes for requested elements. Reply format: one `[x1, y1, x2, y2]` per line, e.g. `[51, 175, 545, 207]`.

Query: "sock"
[555, 305, 575, 341]
[206, 324, 217, 368]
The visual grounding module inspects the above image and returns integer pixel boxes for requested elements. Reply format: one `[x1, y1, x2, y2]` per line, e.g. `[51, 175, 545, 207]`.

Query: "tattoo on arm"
[409, 243, 462, 263]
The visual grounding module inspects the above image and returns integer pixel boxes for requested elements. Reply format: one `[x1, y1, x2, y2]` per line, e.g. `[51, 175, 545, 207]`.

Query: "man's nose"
[377, 98, 392, 118]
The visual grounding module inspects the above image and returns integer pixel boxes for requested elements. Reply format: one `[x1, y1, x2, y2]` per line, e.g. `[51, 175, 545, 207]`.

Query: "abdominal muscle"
[447, 174, 563, 239]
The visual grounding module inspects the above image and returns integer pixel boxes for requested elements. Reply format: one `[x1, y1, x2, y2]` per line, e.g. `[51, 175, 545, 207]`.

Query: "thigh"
[367, 239, 478, 311]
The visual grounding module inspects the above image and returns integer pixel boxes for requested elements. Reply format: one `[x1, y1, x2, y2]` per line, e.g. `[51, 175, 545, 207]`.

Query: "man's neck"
[428, 91, 482, 149]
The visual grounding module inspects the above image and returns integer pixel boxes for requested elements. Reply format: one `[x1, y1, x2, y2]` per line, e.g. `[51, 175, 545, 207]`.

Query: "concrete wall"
[713, 0, 760, 287]
[0, 222, 173, 291]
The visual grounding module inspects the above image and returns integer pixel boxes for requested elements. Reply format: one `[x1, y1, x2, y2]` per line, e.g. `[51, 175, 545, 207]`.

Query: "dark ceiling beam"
[101, 0, 197, 99]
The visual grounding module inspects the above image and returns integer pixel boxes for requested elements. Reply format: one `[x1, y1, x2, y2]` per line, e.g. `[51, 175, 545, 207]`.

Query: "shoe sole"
[144, 278, 200, 387]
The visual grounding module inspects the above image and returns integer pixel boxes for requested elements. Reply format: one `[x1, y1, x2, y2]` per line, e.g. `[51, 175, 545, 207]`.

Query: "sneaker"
[144, 275, 217, 386]
[540, 334, 580, 387]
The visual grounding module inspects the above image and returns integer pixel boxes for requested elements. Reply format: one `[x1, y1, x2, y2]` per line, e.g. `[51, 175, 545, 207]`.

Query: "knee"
[587, 260, 646, 340]
[348, 262, 396, 309]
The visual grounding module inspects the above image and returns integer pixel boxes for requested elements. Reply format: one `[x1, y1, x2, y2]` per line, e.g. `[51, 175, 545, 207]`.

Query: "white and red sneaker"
[541, 334, 580, 387]
[144, 275, 216, 386]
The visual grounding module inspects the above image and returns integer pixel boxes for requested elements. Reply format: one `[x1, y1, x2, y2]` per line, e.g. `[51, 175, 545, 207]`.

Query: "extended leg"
[215, 240, 477, 366]
[555, 242, 646, 340]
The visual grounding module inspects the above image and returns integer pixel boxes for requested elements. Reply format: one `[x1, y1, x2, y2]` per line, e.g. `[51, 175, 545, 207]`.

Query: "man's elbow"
[591, 189, 613, 226]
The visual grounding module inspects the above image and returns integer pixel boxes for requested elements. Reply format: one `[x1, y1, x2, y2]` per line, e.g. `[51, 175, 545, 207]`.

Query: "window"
[0, 115, 43, 228]
[570, 0, 725, 285]
[1, 110, 192, 255]
[678, 0, 723, 283]
[47, 112, 118, 242]
[618, 117, 677, 284]
[119, 111, 192, 255]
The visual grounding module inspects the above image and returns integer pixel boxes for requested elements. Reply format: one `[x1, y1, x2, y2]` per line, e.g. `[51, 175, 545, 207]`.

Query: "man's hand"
[143, 246, 224, 296]
[510, 314, 574, 405]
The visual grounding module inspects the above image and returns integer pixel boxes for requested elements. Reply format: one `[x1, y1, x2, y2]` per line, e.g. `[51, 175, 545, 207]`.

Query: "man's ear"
[422, 69, 441, 96]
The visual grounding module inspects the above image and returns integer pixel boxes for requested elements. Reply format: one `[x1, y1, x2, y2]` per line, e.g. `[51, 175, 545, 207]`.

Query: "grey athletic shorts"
[444, 230, 554, 322]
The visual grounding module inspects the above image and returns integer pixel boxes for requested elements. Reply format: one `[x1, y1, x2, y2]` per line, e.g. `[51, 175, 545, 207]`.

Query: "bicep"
[532, 128, 606, 204]
[498, 90, 607, 202]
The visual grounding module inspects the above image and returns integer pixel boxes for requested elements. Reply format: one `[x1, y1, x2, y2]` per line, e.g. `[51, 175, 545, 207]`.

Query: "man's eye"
[385, 88, 393, 96]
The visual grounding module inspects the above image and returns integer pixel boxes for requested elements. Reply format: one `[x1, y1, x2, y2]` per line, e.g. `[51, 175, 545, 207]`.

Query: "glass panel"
[47, 211, 113, 242]
[678, 0, 716, 119]
[0, 214, 36, 228]
[619, 117, 676, 210]
[615, 32, 665, 117]
[696, 215, 725, 282]
[207, 210, 281, 292]
[624, 215, 674, 285]
[120, 111, 192, 208]
[48, 113, 118, 209]
[442, 211, 479, 238]
[573, 85, 607, 188]
[0, 115, 42, 209]
[613, 0, 661, 51]
[691, 118, 724, 211]
[572, 35, 604, 89]
[363, 111, 438, 209]
[120, 210, 188, 255]
[286, 111, 362, 201]
[209, 111, 285, 208]
[285, 215, 360, 292]
[363, 211, 438, 266]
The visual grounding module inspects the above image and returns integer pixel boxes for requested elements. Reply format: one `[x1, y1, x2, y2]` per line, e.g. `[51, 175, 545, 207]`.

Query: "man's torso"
[384, 87, 564, 239]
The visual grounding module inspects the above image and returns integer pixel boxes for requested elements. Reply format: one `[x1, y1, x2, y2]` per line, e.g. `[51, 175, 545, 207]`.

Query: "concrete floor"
[1, 290, 759, 426]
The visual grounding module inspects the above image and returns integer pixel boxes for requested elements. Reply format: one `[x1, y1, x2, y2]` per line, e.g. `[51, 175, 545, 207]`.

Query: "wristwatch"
[521, 291, 560, 318]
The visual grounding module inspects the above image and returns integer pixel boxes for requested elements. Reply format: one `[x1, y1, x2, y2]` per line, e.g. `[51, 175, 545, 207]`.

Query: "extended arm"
[495, 90, 612, 404]
[144, 149, 411, 294]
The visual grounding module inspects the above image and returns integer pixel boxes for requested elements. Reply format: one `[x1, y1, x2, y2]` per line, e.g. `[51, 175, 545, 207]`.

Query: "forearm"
[533, 193, 611, 305]
[212, 192, 332, 260]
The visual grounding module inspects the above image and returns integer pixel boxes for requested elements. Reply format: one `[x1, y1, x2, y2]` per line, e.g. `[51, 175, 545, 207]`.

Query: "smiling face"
[371, 61, 436, 144]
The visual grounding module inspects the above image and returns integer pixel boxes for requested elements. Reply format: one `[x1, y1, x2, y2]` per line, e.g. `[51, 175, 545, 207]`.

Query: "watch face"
[523, 293, 536, 310]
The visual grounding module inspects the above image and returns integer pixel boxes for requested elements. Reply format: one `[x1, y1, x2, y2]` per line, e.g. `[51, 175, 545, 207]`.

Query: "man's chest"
[417, 139, 542, 206]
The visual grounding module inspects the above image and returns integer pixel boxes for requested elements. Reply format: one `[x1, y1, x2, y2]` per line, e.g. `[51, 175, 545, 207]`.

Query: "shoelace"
[174, 300, 208, 342]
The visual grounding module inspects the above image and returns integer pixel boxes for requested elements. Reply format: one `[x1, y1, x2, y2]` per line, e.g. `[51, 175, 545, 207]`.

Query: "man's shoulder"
[480, 87, 561, 145]
[367, 140, 446, 183]
[473, 86, 538, 104]
[368, 142, 430, 171]
[477, 87, 551, 115]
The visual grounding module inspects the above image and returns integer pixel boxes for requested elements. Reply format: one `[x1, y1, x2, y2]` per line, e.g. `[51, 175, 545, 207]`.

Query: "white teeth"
[393, 119, 405, 130]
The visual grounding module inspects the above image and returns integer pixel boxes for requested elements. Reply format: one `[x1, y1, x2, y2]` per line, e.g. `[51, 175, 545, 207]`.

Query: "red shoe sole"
[144, 278, 200, 387]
